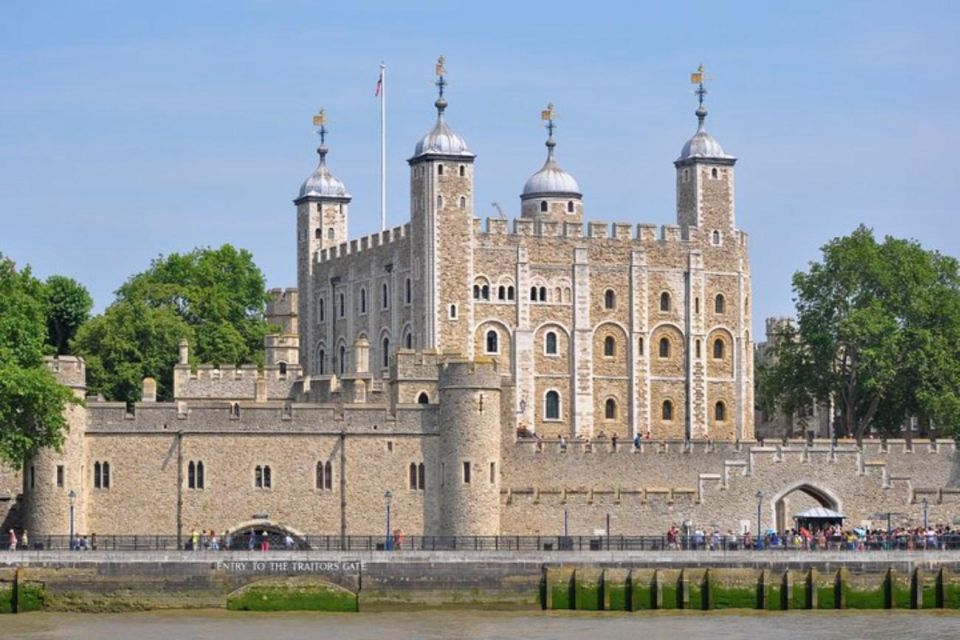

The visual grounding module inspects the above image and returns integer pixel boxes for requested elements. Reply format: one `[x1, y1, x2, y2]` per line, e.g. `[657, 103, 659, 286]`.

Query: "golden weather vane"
[435, 55, 446, 77]
[540, 102, 556, 137]
[312, 108, 326, 127]
[690, 64, 713, 107]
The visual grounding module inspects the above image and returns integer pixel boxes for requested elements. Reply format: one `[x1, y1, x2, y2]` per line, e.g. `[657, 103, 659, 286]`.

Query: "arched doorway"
[770, 482, 841, 533]
[224, 520, 310, 550]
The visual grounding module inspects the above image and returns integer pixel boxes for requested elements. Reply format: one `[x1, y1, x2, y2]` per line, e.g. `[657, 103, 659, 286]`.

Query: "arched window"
[382, 283, 389, 309]
[498, 286, 505, 300]
[659, 337, 670, 358]
[418, 463, 425, 490]
[409, 463, 418, 489]
[404, 332, 413, 349]
[449, 304, 457, 319]
[94, 461, 102, 488]
[326, 227, 335, 240]
[339, 344, 346, 374]
[545, 390, 560, 420]
[437, 163, 444, 176]
[319, 298, 325, 322]
[567, 201, 574, 213]
[545, 331, 558, 355]
[539, 286, 547, 301]
[662, 400, 673, 421]
[436, 195, 443, 208]
[554, 287, 561, 302]
[605, 398, 617, 420]
[263, 465, 271, 488]
[405, 278, 412, 304]
[459, 196, 466, 209]
[196, 461, 204, 489]
[231, 402, 240, 418]
[481, 285, 489, 300]
[318, 349, 326, 375]
[324, 461, 332, 489]
[604, 289, 616, 309]
[715, 294, 725, 314]
[711, 167, 718, 178]
[712, 230, 721, 245]
[315, 228, 322, 239]
[485, 330, 499, 354]
[715, 401, 726, 421]
[382, 337, 390, 368]
[638, 337, 644, 355]
[338, 293, 345, 317]
[660, 292, 671, 312]
[459, 165, 465, 177]
[360, 288, 367, 313]
[254, 466, 264, 488]
[603, 335, 616, 357]
[508, 286, 515, 300]
[188, 461, 195, 489]
[316, 461, 324, 489]
[695, 297, 700, 314]
[713, 338, 725, 359]
[279, 362, 287, 376]
[417, 392, 429, 404]
[540, 200, 548, 212]
[530, 286, 538, 301]
[473, 284, 481, 299]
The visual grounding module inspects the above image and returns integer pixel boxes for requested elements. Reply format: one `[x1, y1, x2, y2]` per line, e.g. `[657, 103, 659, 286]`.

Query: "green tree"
[43, 275, 93, 355]
[757, 225, 960, 442]
[0, 255, 77, 467]
[73, 301, 192, 403]
[115, 244, 270, 366]
[72, 244, 271, 403]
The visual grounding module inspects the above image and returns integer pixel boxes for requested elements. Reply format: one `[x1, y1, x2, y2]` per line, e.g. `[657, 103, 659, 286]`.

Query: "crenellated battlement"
[44, 355, 86, 389]
[316, 223, 410, 263]
[473, 216, 747, 248]
[266, 287, 298, 317]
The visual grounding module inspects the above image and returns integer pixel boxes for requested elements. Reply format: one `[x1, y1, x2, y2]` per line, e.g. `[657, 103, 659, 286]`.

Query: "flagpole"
[379, 62, 387, 232]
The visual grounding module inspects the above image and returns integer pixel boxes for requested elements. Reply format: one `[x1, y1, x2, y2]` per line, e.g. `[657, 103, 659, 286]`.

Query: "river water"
[3, 610, 959, 639]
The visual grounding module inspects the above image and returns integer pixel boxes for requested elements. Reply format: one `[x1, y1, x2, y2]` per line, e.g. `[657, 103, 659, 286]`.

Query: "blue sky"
[2, 1, 957, 337]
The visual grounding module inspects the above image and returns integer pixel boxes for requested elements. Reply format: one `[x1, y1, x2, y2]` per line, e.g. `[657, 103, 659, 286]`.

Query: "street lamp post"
[922, 498, 929, 530]
[384, 490, 393, 551]
[68, 490, 76, 551]
[755, 491, 764, 550]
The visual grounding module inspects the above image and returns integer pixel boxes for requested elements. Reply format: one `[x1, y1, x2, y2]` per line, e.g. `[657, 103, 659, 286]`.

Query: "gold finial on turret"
[435, 55, 446, 77]
[312, 108, 326, 127]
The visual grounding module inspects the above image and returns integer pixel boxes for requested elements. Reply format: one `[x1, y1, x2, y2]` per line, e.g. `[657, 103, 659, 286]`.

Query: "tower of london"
[4, 65, 956, 542]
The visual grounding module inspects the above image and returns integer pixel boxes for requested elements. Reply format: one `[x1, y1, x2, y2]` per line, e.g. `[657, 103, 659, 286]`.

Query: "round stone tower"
[438, 358, 501, 537]
[23, 356, 88, 537]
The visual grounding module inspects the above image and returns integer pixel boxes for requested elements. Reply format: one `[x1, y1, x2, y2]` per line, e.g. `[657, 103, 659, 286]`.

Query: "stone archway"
[224, 520, 310, 550]
[770, 481, 841, 533]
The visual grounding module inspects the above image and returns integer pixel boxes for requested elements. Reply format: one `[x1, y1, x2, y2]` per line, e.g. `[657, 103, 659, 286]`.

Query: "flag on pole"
[375, 67, 383, 96]
[690, 64, 705, 84]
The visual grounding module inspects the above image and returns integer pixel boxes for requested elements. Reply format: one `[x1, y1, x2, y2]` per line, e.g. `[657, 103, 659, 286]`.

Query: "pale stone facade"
[10, 74, 959, 541]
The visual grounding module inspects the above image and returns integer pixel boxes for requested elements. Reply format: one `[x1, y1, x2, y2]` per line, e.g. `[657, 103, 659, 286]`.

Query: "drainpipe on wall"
[340, 427, 346, 545]
[176, 430, 183, 548]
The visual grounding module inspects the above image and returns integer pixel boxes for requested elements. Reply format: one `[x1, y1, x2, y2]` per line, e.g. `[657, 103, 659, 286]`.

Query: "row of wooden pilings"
[542, 566, 960, 610]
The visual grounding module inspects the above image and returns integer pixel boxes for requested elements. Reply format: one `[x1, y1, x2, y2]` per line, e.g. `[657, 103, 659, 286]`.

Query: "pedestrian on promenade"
[633, 433, 641, 449]
[284, 534, 294, 550]
[247, 530, 256, 551]
[261, 530, 270, 552]
[559, 435, 567, 451]
[8, 529, 17, 551]
[191, 528, 200, 552]
[21, 529, 28, 551]
[224, 530, 232, 551]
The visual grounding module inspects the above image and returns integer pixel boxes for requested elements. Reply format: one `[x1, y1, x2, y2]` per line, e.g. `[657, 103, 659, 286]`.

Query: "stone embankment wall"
[2, 551, 960, 613]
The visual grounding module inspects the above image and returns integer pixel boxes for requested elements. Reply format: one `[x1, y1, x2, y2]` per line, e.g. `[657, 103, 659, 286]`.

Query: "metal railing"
[4, 533, 960, 552]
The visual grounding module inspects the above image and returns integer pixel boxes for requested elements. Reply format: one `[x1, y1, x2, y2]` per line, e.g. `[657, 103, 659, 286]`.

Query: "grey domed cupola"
[411, 57, 474, 159]
[520, 104, 583, 222]
[299, 113, 350, 200]
[522, 104, 581, 199]
[675, 67, 735, 166]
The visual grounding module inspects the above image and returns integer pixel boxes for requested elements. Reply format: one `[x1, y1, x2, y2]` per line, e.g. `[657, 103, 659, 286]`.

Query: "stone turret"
[438, 358, 501, 536]
[23, 356, 88, 537]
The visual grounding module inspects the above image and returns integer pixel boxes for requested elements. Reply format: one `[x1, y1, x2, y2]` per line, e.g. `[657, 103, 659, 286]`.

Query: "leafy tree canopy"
[72, 244, 272, 403]
[757, 225, 960, 442]
[0, 255, 78, 467]
[44, 275, 93, 355]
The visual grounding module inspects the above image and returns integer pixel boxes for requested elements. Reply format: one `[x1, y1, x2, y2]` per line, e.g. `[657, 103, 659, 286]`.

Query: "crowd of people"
[664, 523, 960, 551]
[186, 528, 298, 551]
